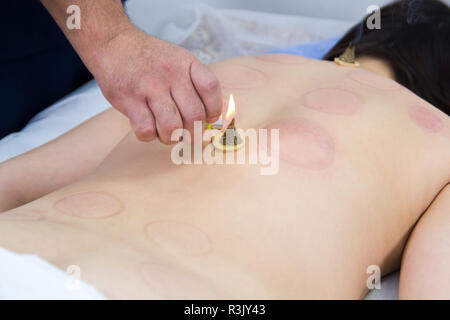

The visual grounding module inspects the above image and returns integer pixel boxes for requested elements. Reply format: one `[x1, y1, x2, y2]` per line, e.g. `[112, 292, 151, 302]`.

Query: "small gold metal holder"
[334, 45, 360, 68]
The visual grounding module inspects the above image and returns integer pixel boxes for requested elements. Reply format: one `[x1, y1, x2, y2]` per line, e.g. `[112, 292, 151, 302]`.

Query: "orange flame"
[225, 94, 236, 120]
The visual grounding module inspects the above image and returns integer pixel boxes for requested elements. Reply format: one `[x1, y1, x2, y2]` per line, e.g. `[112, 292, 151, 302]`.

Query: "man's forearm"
[40, 0, 133, 71]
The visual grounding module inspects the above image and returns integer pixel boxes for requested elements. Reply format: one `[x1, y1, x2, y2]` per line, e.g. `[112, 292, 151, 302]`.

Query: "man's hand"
[40, 0, 223, 143]
[93, 28, 223, 143]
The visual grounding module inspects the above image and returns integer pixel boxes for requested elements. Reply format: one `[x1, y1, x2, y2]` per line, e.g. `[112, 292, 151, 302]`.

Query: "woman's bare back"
[0, 54, 449, 299]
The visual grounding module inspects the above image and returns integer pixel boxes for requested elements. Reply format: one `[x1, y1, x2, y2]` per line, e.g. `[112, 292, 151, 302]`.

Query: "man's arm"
[0, 108, 130, 212]
[40, 0, 223, 143]
[399, 183, 450, 299]
[40, 0, 131, 66]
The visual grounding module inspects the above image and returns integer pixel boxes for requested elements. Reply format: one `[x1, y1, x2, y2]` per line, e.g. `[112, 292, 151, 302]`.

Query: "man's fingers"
[171, 83, 206, 135]
[127, 101, 157, 142]
[190, 60, 223, 123]
[148, 93, 183, 145]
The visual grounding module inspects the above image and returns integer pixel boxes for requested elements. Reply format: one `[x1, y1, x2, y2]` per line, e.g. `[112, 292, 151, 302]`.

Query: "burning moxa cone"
[212, 94, 245, 152]
[212, 118, 245, 152]
[334, 45, 360, 68]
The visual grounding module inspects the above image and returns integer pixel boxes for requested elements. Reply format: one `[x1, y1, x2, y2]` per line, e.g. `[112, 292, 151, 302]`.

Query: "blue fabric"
[269, 37, 341, 60]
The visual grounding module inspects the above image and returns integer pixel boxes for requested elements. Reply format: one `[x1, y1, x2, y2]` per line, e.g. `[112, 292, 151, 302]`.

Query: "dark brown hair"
[323, 0, 450, 115]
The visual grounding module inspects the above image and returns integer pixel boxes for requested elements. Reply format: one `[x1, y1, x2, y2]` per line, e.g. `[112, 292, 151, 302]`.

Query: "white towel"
[0, 247, 106, 300]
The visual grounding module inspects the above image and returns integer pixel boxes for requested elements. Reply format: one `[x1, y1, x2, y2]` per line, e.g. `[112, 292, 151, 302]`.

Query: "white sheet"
[0, 247, 105, 300]
[154, 5, 352, 64]
[0, 4, 400, 299]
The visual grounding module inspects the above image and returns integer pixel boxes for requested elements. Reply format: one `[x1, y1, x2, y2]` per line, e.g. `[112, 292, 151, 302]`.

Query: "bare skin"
[0, 54, 449, 299]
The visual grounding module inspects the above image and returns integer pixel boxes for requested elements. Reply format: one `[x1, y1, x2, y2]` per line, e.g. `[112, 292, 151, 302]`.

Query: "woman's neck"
[357, 56, 395, 80]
